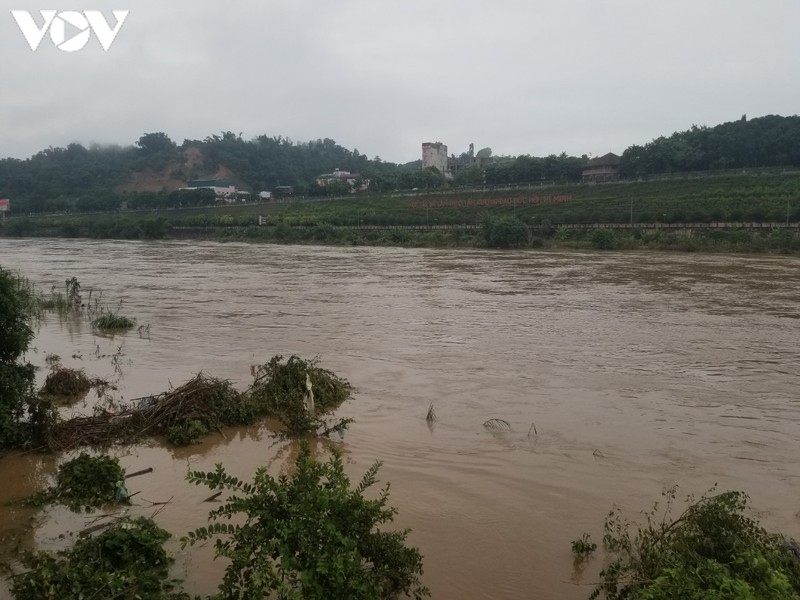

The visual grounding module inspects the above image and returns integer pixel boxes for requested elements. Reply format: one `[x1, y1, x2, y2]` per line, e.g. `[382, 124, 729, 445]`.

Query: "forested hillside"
[621, 114, 800, 176]
[2, 115, 800, 215]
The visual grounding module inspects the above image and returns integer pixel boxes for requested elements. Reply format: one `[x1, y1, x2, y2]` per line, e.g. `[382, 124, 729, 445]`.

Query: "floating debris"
[483, 419, 511, 431]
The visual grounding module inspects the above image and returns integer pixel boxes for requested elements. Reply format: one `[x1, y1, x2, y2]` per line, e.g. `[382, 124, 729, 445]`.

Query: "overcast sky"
[1, 1, 799, 163]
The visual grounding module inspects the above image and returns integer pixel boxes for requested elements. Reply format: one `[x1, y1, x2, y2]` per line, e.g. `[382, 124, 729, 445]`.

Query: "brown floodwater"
[0, 238, 799, 599]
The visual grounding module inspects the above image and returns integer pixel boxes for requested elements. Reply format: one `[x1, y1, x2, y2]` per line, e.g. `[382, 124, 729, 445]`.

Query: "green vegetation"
[91, 311, 137, 330]
[585, 487, 800, 599]
[571, 533, 597, 559]
[621, 114, 800, 177]
[29, 452, 127, 511]
[51, 356, 354, 449]
[11, 517, 182, 600]
[3, 170, 799, 254]
[0, 267, 37, 448]
[482, 215, 529, 248]
[183, 443, 429, 600]
[249, 355, 354, 436]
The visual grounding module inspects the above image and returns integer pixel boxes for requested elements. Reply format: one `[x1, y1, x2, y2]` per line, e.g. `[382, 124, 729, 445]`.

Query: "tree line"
[2, 115, 800, 214]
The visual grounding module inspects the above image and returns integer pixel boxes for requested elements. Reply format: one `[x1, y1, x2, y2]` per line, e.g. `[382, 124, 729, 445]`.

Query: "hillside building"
[185, 178, 237, 198]
[315, 168, 369, 191]
[422, 142, 448, 174]
[582, 153, 621, 182]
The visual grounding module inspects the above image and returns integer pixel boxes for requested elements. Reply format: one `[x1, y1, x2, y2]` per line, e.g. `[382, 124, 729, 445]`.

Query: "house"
[315, 169, 369, 191]
[582, 153, 621, 182]
[184, 178, 237, 199]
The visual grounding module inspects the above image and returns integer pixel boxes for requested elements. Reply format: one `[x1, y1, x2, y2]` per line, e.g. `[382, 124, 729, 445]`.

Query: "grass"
[91, 312, 136, 330]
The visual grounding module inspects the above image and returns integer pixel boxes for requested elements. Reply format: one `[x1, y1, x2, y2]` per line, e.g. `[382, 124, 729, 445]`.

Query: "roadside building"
[315, 168, 369, 191]
[185, 178, 237, 199]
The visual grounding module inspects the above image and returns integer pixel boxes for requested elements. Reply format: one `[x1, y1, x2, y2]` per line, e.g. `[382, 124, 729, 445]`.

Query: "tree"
[0, 268, 36, 446]
[183, 443, 429, 600]
[135, 132, 176, 155]
[482, 215, 529, 248]
[586, 488, 800, 599]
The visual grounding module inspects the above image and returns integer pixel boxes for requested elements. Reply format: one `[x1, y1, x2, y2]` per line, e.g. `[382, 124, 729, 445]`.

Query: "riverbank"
[2, 173, 799, 252]
[4, 220, 798, 254]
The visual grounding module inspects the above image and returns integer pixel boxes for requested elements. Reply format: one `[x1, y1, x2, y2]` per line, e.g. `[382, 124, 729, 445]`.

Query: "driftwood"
[51, 374, 239, 451]
[125, 467, 153, 479]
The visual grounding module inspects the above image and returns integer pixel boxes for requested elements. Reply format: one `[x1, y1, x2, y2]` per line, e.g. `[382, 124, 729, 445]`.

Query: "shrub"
[249, 355, 353, 435]
[482, 215, 529, 248]
[587, 487, 800, 599]
[12, 517, 177, 600]
[42, 367, 92, 396]
[182, 443, 429, 600]
[30, 452, 127, 511]
[571, 533, 597, 559]
[166, 418, 210, 445]
[591, 229, 616, 250]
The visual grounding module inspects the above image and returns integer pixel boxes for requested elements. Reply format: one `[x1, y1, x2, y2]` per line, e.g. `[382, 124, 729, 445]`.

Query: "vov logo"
[11, 10, 128, 52]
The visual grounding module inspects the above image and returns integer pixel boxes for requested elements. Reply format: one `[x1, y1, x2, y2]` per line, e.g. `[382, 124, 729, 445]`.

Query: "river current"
[1, 238, 798, 599]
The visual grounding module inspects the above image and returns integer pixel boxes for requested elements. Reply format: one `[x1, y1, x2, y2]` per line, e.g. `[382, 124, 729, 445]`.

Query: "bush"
[42, 367, 92, 396]
[12, 517, 177, 600]
[587, 487, 800, 599]
[590, 228, 616, 250]
[30, 452, 127, 511]
[249, 355, 353, 435]
[166, 418, 210, 445]
[482, 215, 529, 248]
[183, 443, 429, 600]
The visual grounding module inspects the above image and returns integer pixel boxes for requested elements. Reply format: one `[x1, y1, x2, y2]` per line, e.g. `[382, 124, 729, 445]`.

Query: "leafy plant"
[12, 517, 181, 600]
[30, 452, 128, 511]
[249, 355, 353, 435]
[482, 214, 529, 248]
[166, 418, 210, 445]
[571, 533, 597, 559]
[0, 268, 36, 447]
[588, 487, 800, 599]
[590, 228, 616, 250]
[182, 443, 429, 600]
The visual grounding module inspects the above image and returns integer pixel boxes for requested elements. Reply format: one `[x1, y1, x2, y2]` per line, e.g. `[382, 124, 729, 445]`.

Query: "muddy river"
[0, 238, 799, 599]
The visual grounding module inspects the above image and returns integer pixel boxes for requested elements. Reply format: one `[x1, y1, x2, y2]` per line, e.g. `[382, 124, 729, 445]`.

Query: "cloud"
[1, 0, 799, 162]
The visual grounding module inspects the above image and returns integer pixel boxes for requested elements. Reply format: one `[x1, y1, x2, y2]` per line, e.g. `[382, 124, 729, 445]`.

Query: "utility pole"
[630, 199, 633, 226]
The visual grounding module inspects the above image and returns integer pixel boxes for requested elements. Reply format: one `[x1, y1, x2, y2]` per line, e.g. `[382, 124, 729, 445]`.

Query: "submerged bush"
[41, 367, 92, 396]
[183, 443, 429, 600]
[587, 487, 800, 599]
[12, 517, 178, 600]
[249, 355, 353, 435]
[30, 452, 127, 511]
[92, 312, 137, 329]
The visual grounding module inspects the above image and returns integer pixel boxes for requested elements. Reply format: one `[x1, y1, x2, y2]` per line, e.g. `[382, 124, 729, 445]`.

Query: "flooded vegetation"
[1, 239, 799, 599]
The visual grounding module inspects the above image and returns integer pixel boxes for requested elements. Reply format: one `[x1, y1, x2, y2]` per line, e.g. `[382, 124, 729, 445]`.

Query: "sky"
[1, 1, 799, 164]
